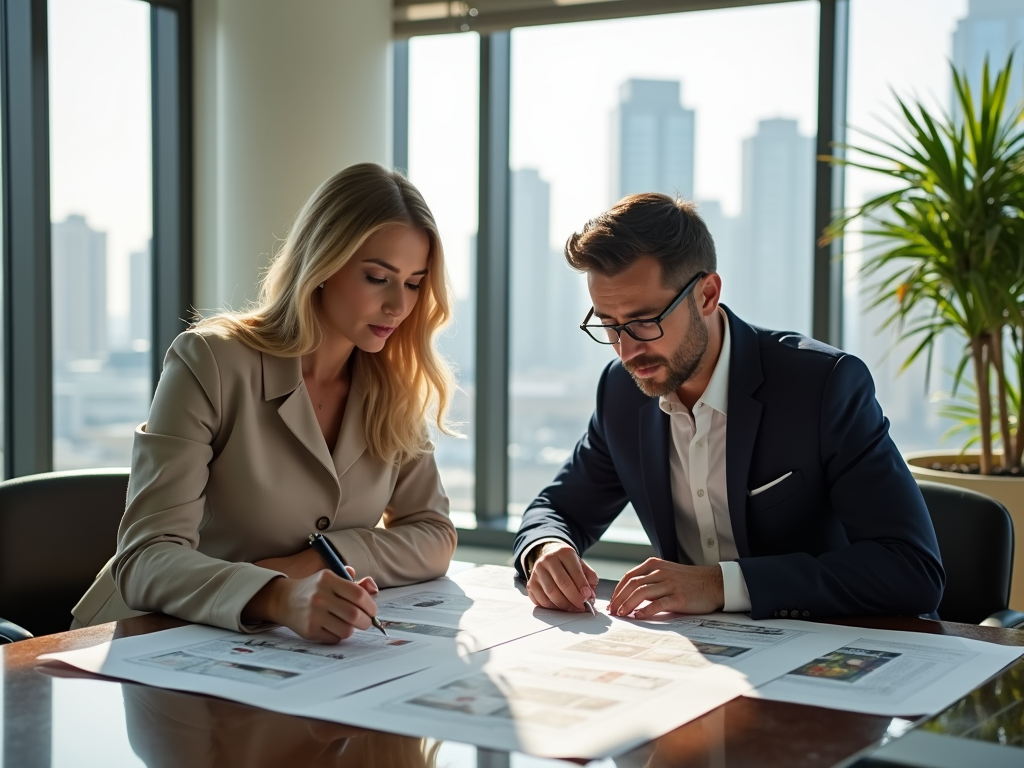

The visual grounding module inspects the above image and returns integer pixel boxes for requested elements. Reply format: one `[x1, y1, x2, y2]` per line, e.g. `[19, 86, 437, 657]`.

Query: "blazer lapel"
[262, 352, 338, 480]
[722, 306, 763, 558]
[639, 398, 681, 563]
[333, 359, 368, 478]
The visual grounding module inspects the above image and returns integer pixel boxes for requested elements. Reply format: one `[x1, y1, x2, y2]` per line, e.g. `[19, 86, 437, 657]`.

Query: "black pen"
[308, 533, 388, 636]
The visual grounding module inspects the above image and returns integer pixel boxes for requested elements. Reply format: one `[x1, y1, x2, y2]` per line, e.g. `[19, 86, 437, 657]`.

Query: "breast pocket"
[747, 470, 805, 512]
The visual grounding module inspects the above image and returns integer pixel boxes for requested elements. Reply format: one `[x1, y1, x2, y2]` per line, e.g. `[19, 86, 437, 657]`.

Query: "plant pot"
[905, 450, 1024, 612]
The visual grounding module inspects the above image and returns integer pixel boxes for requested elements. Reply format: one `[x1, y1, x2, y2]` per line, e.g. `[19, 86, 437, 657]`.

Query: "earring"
[319, 282, 324, 289]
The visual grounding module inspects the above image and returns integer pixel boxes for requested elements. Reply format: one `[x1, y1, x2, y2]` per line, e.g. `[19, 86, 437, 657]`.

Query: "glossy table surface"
[3, 602, 1023, 767]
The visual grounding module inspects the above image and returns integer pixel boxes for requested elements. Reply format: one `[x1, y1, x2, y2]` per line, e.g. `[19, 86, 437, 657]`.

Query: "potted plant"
[824, 55, 1024, 608]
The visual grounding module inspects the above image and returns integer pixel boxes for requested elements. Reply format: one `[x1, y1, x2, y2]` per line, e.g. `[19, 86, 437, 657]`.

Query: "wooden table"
[3, 611, 1023, 767]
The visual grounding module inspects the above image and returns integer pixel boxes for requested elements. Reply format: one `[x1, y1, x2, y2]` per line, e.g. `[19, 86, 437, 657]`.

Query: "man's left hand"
[608, 559, 725, 619]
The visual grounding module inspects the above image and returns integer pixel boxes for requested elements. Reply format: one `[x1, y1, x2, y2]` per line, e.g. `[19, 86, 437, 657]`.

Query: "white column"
[193, 0, 392, 311]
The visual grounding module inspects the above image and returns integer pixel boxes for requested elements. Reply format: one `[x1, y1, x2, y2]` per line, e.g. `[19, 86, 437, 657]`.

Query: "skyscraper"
[52, 214, 108, 364]
[952, 0, 1024, 119]
[696, 199, 741, 310]
[509, 168, 585, 372]
[738, 118, 814, 333]
[611, 79, 695, 203]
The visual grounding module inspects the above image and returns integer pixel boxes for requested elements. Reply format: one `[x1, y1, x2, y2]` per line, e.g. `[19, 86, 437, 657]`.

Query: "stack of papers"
[41, 567, 1024, 760]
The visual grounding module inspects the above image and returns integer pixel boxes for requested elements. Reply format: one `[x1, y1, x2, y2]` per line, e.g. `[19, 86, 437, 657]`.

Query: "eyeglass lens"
[593, 319, 662, 344]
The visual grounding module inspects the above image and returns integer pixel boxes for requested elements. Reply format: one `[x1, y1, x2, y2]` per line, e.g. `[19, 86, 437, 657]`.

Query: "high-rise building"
[129, 240, 152, 352]
[696, 200, 742, 311]
[52, 214, 108, 364]
[510, 168, 585, 372]
[738, 118, 814, 333]
[952, 0, 1024, 119]
[611, 79, 695, 203]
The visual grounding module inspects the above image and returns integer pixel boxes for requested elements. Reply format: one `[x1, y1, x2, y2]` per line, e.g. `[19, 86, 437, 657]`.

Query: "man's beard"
[624, 300, 710, 398]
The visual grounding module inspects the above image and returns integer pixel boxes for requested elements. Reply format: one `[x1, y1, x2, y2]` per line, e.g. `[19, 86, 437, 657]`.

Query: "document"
[626, 613, 855, 685]
[41, 621, 461, 711]
[40, 567, 1024, 758]
[40, 576, 583, 712]
[372, 576, 581, 652]
[294, 616, 757, 758]
[746, 625, 1024, 716]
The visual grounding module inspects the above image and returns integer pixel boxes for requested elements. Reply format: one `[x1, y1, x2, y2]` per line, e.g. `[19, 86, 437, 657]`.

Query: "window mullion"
[812, 0, 849, 347]
[2, 0, 53, 478]
[150, 0, 193, 391]
[474, 32, 511, 523]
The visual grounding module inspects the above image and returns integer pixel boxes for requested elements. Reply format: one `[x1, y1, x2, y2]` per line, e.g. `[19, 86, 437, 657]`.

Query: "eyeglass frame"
[579, 271, 709, 345]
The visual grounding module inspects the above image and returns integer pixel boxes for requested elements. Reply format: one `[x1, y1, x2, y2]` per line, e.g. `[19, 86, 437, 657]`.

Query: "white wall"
[193, 0, 393, 312]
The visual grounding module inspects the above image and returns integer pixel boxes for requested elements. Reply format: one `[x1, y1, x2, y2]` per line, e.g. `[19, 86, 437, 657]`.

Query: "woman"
[72, 164, 458, 643]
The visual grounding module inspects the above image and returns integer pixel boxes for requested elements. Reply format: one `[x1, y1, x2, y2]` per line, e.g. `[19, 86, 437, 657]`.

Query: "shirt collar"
[659, 307, 731, 416]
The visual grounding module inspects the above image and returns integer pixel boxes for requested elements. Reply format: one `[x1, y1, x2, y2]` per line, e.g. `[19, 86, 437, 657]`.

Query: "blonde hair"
[195, 163, 455, 463]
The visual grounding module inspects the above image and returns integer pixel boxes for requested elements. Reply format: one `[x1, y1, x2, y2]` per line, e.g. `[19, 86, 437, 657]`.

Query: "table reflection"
[121, 684, 444, 768]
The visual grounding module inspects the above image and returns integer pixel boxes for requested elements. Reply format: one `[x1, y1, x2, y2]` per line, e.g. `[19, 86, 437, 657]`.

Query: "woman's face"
[317, 223, 431, 353]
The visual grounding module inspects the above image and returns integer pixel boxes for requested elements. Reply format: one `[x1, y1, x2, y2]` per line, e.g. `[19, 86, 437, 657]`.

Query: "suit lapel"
[722, 306, 763, 558]
[333, 359, 369, 477]
[262, 352, 338, 481]
[639, 398, 681, 563]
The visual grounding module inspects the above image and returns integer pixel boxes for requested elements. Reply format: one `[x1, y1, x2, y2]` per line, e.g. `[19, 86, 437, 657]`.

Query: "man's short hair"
[564, 193, 717, 290]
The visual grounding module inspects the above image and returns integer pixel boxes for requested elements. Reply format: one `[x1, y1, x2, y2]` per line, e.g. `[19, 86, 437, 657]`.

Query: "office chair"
[917, 480, 1024, 628]
[0, 468, 129, 642]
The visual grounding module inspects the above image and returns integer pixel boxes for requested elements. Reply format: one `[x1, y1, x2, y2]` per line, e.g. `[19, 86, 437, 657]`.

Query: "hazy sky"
[49, 0, 152, 318]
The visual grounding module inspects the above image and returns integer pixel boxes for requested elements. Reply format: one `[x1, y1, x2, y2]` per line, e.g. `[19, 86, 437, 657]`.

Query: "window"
[507, 3, 820, 532]
[407, 32, 480, 518]
[842, 0, 1024, 453]
[49, 0, 153, 469]
[0, 45, 4, 480]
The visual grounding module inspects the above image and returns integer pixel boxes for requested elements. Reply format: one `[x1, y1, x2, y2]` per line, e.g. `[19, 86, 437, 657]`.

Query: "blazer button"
[316, 516, 330, 531]
[779, 610, 789, 618]
[802, 611, 810, 617]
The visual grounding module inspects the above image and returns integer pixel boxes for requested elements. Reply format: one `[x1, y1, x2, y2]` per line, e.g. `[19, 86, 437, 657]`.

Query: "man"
[515, 193, 944, 621]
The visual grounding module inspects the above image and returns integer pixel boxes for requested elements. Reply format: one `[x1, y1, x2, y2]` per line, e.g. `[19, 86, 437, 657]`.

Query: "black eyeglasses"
[580, 272, 708, 345]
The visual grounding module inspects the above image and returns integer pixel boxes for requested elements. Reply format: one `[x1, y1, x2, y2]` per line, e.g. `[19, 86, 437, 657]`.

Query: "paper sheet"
[746, 624, 1024, 715]
[41, 622, 460, 711]
[290, 612, 860, 758]
[39, 576, 584, 712]
[292, 616, 758, 758]
[372, 576, 583, 651]
[619, 612, 858, 686]
[40, 569, 1024, 758]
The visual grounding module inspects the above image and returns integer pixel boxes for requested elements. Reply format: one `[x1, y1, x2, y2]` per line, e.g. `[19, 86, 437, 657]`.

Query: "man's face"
[587, 256, 710, 398]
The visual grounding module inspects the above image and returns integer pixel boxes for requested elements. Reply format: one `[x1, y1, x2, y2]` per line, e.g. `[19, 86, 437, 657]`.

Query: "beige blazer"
[72, 329, 456, 632]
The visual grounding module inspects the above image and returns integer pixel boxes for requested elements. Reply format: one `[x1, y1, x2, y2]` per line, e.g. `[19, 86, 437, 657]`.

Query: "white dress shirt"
[658, 309, 750, 612]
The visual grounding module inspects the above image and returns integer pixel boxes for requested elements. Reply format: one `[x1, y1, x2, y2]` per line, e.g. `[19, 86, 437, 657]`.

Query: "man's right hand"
[526, 541, 599, 612]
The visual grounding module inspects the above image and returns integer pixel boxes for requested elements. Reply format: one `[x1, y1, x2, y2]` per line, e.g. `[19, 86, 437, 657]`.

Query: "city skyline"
[41, 0, 1023, 485]
[51, 214, 152, 470]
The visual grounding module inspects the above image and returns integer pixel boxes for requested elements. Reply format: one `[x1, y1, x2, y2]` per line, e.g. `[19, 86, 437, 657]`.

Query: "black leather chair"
[917, 480, 1024, 627]
[0, 468, 129, 642]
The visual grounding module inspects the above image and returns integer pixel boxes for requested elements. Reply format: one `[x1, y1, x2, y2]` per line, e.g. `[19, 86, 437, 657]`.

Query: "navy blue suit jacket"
[514, 307, 945, 620]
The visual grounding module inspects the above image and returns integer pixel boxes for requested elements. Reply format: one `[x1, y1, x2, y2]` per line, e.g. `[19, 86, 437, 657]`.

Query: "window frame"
[0, 0, 193, 478]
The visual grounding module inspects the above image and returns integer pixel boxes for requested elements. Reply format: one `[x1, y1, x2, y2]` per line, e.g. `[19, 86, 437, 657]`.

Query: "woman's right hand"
[242, 569, 380, 643]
